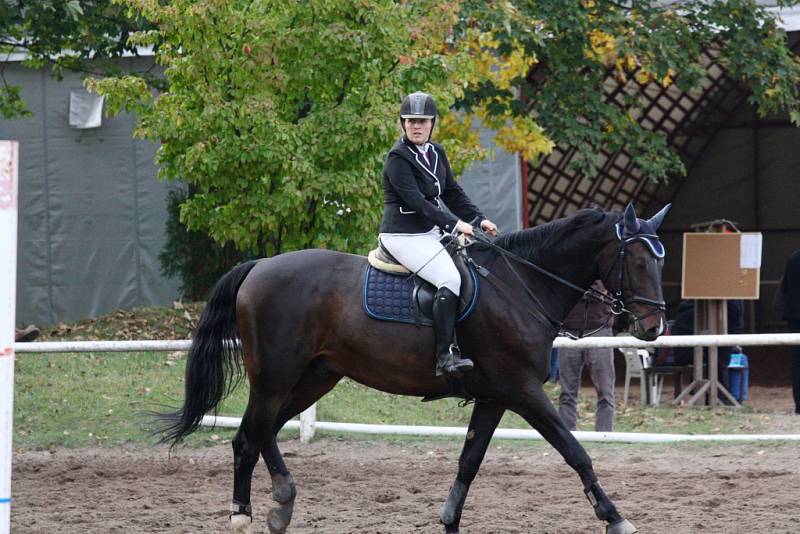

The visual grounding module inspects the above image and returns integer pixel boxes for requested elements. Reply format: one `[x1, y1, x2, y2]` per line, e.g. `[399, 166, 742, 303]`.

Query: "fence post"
[0, 140, 19, 534]
[299, 403, 317, 443]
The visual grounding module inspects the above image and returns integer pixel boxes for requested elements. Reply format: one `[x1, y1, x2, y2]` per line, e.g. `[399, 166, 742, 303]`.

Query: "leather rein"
[463, 229, 666, 339]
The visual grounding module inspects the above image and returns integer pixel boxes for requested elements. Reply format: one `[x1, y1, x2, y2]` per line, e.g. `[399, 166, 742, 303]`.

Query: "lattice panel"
[524, 44, 749, 225]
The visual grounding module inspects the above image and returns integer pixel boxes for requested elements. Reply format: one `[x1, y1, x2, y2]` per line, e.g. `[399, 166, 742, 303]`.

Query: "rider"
[378, 91, 498, 377]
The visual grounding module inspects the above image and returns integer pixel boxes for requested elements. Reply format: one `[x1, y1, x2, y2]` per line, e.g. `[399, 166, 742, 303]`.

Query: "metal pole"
[0, 140, 19, 534]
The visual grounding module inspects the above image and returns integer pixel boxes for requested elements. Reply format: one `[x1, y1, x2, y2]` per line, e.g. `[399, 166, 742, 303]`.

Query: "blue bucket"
[727, 353, 749, 402]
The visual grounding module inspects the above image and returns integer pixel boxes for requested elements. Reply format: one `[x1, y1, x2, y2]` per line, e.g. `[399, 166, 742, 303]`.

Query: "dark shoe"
[432, 287, 473, 377]
[15, 325, 40, 343]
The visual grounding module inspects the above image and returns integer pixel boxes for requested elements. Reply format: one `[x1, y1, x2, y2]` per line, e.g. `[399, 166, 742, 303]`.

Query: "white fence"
[1, 141, 19, 534]
[14, 333, 800, 353]
[14, 333, 800, 444]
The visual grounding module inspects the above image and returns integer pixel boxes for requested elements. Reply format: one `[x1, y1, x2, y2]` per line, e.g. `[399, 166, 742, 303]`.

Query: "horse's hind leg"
[511, 385, 637, 534]
[441, 401, 505, 534]
[261, 366, 342, 534]
[230, 391, 280, 534]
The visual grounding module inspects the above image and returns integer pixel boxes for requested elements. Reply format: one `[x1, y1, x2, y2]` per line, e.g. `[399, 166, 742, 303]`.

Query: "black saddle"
[363, 240, 479, 327]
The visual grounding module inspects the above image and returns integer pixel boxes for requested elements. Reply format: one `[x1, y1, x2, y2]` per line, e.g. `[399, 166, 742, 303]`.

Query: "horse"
[159, 203, 669, 534]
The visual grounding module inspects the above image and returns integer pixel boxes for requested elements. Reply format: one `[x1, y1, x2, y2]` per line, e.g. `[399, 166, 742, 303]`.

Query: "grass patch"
[15, 351, 769, 450]
[12, 304, 776, 450]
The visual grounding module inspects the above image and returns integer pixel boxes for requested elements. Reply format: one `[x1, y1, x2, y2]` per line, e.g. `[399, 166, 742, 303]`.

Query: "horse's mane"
[495, 208, 620, 262]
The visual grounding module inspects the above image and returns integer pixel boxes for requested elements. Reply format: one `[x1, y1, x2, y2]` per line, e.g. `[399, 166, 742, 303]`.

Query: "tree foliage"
[0, 0, 154, 118]
[88, 0, 800, 257]
[159, 187, 251, 301]
[90, 0, 484, 256]
[455, 0, 800, 180]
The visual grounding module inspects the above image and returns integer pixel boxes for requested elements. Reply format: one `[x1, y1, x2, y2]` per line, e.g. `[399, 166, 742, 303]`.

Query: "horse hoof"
[606, 518, 637, 534]
[271, 474, 296, 504]
[230, 514, 253, 534]
[440, 480, 468, 526]
[267, 503, 294, 534]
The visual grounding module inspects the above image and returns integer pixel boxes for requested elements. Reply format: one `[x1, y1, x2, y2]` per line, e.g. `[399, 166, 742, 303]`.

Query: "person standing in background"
[777, 249, 800, 414]
[558, 280, 615, 432]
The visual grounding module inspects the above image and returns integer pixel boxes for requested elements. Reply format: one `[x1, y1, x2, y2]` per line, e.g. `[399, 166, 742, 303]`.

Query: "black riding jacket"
[378, 135, 485, 235]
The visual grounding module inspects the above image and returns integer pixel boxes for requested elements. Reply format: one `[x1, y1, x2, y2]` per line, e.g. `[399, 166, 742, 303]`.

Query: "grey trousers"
[557, 327, 616, 432]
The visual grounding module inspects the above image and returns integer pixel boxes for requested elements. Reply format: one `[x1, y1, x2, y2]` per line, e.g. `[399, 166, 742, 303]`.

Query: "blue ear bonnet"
[615, 220, 665, 258]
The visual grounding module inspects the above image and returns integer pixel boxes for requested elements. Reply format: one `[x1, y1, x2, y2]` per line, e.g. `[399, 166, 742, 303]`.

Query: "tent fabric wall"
[0, 58, 179, 325]
[458, 124, 522, 233]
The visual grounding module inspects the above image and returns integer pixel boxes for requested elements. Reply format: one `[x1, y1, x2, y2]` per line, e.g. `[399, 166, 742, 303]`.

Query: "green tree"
[0, 0, 153, 118]
[90, 0, 800, 259]
[159, 186, 252, 301]
[90, 0, 477, 256]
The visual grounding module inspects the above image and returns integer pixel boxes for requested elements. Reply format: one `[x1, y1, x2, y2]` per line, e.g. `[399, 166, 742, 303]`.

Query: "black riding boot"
[433, 287, 474, 377]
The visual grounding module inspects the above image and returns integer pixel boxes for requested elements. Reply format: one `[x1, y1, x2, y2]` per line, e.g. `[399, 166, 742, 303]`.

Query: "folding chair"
[620, 348, 662, 405]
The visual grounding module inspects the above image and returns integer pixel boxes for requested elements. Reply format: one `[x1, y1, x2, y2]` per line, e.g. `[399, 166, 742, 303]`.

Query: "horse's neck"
[487, 237, 607, 323]
[534, 261, 595, 323]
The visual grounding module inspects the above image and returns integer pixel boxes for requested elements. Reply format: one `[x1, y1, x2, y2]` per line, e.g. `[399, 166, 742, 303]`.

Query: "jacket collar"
[399, 135, 439, 178]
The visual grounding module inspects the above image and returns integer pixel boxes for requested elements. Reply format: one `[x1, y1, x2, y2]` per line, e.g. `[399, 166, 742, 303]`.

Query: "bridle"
[466, 225, 666, 338]
[599, 232, 666, 326]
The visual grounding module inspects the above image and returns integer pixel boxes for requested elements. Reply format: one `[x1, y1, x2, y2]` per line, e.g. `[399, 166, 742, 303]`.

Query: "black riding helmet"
[399, 92, 437, 138]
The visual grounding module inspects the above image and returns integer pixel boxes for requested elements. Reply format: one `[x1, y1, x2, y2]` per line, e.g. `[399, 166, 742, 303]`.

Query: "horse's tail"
[156, 259, 259, 448]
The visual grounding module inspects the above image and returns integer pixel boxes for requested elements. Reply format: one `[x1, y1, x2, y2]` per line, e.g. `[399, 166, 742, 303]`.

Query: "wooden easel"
[674, 220, 759, 407]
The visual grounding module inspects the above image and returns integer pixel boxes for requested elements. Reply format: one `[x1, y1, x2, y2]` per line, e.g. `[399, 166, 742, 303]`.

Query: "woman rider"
[378, 91, 498, 377]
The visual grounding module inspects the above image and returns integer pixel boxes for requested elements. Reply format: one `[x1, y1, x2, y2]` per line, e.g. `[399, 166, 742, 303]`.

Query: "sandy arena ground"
[11, 387, 800, 534]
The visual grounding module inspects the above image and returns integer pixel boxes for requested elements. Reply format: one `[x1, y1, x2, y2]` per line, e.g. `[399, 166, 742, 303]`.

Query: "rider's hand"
[455, 220, 474, 236]
[480, 219, 498, 237]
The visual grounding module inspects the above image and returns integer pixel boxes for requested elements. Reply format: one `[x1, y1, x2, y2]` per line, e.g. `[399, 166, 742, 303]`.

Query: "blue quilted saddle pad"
[362, 265, 477, 326]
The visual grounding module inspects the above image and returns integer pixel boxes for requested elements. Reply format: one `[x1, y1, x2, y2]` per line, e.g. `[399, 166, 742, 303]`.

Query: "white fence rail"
[201, 416, 800, 443]
[15, 340, 192, 352]
[15, 333, 800, 354]
[14, 333, 800, 444]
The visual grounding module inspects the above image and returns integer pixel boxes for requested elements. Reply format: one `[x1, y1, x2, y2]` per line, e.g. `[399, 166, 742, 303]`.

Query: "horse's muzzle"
[631, 309, 665, 341]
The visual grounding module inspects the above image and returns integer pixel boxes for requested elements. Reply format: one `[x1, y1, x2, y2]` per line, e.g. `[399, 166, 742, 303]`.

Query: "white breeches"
[379, 227, 461, 296]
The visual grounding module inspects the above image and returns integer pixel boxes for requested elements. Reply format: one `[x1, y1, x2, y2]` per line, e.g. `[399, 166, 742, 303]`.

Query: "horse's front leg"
[511, 385, 637, 534]
[440, 400, 505, 534]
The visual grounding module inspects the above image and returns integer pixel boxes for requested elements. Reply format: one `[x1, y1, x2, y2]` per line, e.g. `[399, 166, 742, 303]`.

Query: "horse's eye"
[635, 257, 647, 270]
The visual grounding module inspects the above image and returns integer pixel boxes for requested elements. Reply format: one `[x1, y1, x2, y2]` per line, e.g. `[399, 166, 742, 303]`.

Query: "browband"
[614, 222, 665, 258]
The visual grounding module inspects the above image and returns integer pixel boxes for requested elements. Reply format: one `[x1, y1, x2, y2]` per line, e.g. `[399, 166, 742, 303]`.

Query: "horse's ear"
[623, 203, 640, 234]
[647, 203, 671, 232]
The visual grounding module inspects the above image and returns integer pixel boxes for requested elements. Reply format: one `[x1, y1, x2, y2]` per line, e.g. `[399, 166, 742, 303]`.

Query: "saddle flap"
[363, 251, 479, 327]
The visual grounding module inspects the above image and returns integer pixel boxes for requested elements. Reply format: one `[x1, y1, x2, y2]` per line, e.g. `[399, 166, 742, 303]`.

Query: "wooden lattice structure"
[522, 44, 753, 225]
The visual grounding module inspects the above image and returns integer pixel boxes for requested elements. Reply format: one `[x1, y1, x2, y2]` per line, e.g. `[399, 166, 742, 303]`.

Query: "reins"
[463, 227, 665, 339]
[468, 231, 624, 309]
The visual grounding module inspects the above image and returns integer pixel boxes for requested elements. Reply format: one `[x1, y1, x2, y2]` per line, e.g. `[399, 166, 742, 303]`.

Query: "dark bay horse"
[160, 204, 669, 534]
